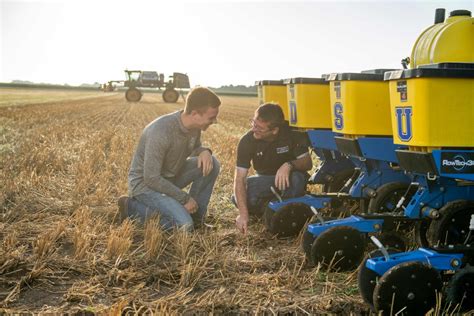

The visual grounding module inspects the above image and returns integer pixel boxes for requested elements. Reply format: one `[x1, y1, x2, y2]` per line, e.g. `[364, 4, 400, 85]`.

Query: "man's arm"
[234, 167, 249, 234]
[143, 130, 190, 204]
[234, 133, 252, 234]
[190, 131, 212, 157]
[190, 132, 214, 176]
[290, 152, 312, 171]
[275, 153, 312, 191]
[290, 130, 313, 171]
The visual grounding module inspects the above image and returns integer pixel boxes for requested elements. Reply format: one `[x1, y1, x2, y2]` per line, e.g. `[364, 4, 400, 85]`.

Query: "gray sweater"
[128, 110, 208, 204]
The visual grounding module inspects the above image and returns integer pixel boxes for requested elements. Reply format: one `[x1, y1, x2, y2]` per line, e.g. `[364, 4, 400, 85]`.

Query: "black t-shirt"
[236, 127, 309, 175]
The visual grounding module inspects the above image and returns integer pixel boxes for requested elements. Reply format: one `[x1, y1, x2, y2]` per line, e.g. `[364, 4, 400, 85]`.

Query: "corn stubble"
[0, 91, 366, 314]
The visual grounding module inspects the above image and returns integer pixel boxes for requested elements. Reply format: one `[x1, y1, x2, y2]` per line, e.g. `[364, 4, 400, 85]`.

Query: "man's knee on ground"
[176, 221, 194, 232]
[173, 215, 195, 232]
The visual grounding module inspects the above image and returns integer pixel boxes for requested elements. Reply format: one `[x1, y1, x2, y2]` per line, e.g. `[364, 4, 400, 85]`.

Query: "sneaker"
[202, 222, 216, 229]
[194, 221, 216, 230]
[117, 195, 129, 223]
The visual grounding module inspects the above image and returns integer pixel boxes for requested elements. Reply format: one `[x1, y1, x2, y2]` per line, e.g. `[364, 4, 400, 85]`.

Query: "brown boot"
[117, 195, 129, 223]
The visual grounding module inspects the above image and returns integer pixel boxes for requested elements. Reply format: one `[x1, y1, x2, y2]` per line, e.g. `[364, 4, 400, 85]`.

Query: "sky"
[1, 0, 473, 87]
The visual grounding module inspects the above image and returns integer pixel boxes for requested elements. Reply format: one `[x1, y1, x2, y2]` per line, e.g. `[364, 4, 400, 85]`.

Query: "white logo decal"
[276, 146, 289, 154]
[442, 155, 474, 171]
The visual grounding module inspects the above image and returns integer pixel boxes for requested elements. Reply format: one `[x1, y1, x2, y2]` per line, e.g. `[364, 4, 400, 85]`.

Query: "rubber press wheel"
[427, 200, 474, 246]
[264, 203, 313, 238]
[445, 265, 474, 312]
[373, 261, 442, 315]
[162, 89, 179, 103]
[302, 228, 317, 265]
[310, 226, 367, 271]
[367, 182, 411, 214]
[414, 219, 431, 248]
[324, 168, 355, 193]
[357, 248, 401, 310]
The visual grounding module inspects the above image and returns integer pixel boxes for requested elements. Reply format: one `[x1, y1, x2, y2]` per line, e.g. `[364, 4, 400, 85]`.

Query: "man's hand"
[235, 214, 248, 235]
[275, 162, 291, 191]
[197, 150, 213, 176]
[183, 197, 198, 214]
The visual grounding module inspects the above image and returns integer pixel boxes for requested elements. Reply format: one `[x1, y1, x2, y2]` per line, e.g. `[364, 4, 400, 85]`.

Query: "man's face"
[251, 116, 278, 140]
[192, 106, 219, 131]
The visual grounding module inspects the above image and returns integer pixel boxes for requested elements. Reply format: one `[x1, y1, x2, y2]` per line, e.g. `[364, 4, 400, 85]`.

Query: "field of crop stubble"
[0, 88, 365, 314]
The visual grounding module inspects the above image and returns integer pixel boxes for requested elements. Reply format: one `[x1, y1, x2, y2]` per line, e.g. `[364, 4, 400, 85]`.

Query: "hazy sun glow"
[1, 0, 473, 87]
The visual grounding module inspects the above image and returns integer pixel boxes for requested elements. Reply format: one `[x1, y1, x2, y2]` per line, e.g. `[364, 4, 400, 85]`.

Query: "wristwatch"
[286, 161, 295, 171]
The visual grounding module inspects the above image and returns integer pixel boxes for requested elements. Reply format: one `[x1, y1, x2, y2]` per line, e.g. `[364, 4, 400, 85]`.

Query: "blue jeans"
[233, 171, 308, 216]
[127, 156, 220, 231]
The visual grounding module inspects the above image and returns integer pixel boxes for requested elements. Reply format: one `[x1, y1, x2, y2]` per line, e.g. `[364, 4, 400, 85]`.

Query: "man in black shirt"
[233, 103, 312, 234]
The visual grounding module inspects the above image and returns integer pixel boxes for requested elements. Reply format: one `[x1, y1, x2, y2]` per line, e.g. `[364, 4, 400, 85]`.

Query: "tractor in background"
[100, 80, 122, 92]
[123, 70, 190, 103]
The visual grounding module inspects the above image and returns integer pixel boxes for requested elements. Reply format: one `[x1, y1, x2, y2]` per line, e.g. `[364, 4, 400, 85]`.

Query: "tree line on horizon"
[9, 80, 257, 93]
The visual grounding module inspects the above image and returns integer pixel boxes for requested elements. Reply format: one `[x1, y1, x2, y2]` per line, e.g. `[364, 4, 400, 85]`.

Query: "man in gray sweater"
[118, 87, 221, 231]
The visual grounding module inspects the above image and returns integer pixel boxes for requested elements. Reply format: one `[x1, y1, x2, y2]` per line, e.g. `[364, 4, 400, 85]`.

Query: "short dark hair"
[184, 87, 221, 114]
[256, 103, 285, 128]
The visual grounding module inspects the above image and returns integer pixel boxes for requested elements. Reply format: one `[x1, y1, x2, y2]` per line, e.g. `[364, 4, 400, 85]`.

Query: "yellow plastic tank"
[283, 77, 331, 129]
[328, 70, 394, 136]
[256, 80, 289, 120]
[411, 10, 473, 68]
[385, 63, 474, 148]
